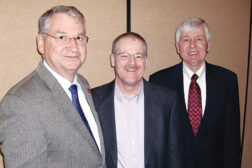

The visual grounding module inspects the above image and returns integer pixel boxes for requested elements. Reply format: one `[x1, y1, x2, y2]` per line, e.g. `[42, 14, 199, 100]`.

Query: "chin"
[126, 79, 142, 86]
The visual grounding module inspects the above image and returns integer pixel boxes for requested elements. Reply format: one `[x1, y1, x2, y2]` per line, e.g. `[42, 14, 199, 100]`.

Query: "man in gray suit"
[0, 6, 105, 168]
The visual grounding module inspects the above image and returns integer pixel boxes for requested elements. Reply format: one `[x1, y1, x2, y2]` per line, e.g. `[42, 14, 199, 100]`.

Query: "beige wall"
[0, 0, 251, 168]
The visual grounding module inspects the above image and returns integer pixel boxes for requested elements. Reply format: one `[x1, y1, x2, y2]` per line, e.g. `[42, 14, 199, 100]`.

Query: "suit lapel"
[36, 62, 101, 158]
[97, 82, 117, 167]
[197, 63, 217, 137]
[177, 64, 187, 112]
[176, 63, 195, 136]
[77, 76, 105, 159]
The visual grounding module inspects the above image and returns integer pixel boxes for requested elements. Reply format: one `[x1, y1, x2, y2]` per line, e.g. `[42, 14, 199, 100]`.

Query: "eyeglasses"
[115, 53, 146, 61]
[43, 33, 89, 45]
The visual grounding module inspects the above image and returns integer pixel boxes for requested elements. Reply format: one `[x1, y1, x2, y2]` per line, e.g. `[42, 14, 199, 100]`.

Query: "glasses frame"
[43, 33, 89, 45]
[115, 53, 146, 61]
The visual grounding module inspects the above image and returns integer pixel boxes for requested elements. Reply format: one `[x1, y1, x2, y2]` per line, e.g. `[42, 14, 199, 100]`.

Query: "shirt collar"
[183, 61, 206, 80]
[114, 80, 144, 103]
[43, 60, 78, 91]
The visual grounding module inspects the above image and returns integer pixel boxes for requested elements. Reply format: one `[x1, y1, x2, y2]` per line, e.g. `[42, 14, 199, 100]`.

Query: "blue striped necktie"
[69, 84, 94, 138]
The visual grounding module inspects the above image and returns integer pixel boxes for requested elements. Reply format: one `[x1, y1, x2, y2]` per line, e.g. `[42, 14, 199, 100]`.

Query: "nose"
[128, 55, 136, 65]
[189, 39, 196, 48]
[68, 38, 79, 51]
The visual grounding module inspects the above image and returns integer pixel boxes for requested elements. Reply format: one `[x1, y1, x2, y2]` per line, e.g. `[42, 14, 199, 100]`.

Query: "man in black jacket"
[150, 17, 241, 168]
[92, 32, 184, 168]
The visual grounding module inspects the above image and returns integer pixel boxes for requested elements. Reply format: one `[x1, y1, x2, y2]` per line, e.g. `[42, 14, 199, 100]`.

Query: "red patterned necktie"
[188, 74, 202, 136]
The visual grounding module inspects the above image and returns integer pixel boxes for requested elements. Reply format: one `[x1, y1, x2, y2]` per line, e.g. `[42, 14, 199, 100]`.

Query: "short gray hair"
[112, 32, 148, 56]
[38, 5, 86, 34]
[175, 17, 211, 44]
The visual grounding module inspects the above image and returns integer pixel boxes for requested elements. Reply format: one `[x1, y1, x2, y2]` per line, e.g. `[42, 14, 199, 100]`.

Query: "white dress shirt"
[114, 80, 145, 168]
[43, 60, 101, 152]
[183, 62, 206, 116]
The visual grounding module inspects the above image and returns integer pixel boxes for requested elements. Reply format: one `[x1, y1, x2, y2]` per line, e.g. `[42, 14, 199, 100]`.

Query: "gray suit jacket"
[0, 61, 106, 168]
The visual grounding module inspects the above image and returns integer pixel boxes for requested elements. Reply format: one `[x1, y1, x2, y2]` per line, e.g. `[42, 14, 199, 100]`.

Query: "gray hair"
[175, 17, 211, 44]
[112, 32, 148, 56]
[38, 5, 86, 34]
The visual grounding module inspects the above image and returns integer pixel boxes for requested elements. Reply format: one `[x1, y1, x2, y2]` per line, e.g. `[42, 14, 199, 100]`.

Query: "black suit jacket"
[91, 80, 184, 168]
[149, 62, 241, 168]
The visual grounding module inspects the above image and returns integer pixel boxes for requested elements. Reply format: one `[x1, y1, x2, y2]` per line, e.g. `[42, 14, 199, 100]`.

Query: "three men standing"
[0, 6, 241, 168]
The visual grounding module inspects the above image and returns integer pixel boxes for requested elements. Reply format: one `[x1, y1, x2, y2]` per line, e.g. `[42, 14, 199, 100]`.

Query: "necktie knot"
[69, 84, 78, 95]
[191, 74, 198, 82]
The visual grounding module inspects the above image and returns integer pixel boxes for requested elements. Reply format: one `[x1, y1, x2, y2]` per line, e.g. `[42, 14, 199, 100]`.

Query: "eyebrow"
[181, 35, 205, 38]
[55, 31, 85, 36]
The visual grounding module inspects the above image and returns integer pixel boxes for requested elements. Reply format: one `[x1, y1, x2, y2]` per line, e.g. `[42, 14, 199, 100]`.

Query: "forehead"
[47, 13, 84, 33]
[180, 25, 206, 38]
[117, 37, 144, 52]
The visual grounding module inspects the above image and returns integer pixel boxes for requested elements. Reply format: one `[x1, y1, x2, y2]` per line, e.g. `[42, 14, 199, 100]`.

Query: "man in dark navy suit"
[150, 17, 241, 168]
[92, 32, 183, 168]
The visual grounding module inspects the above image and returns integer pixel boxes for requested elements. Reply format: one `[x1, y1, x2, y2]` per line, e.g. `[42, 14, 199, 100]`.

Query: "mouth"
[126, 68, 137, 72]
[124, 65, 138, 72]
[65, 54, 80, 59]
[188, 51, 199, 55]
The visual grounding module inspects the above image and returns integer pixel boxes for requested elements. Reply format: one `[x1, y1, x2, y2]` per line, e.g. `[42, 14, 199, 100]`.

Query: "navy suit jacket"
[149, 62, 241, 168]
[91, 80, 184, 168]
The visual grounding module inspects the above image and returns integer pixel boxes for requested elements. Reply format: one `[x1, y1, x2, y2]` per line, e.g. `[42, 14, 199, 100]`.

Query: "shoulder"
[206, 62, 238, 81]
[91, 81, 114, 97]
[4, 70, 43, 99]
[91, 81, 114, 106]
[150, 63, 181, 78]
[0, 69, 51, 118]
[149, 63, 182, 89]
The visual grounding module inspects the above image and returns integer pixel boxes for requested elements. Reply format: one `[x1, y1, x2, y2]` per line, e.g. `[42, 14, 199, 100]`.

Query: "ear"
[110, 53, 115, 67]
[175, 43, 180, 54]
[37, 34, 45, 55]
[207, 42, 210, 53]
[144, 56, 148, 69]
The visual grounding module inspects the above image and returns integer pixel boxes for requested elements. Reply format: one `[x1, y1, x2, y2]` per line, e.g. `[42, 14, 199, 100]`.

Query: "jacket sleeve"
[167, 93, 185, 168]
[0, 95, 48, 168]
[223, 74, 241, 168]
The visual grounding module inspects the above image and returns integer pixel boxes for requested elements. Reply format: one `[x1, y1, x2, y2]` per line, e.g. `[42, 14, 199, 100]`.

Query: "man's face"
[111, 37, 147, 88]
[176, 25, 210, 72]
[37, 13, 86, 81]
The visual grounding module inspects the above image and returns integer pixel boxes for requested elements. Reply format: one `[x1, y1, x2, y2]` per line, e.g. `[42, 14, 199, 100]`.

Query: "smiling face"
[111, 36, 147, 89]
[176, 24, 210, 72]
[37, 13, 87, 82]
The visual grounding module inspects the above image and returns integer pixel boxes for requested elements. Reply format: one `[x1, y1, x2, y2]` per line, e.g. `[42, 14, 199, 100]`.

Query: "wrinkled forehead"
[182, 24, 205, 33]
[44, 13, 86, 34]
[119, 36, 143, 43]
[117, 37, 144, 50]
[178, 24, 208, 41]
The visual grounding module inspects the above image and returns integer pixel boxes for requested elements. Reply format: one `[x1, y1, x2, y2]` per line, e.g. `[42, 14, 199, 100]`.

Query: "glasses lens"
[76, 36, 89, 45]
